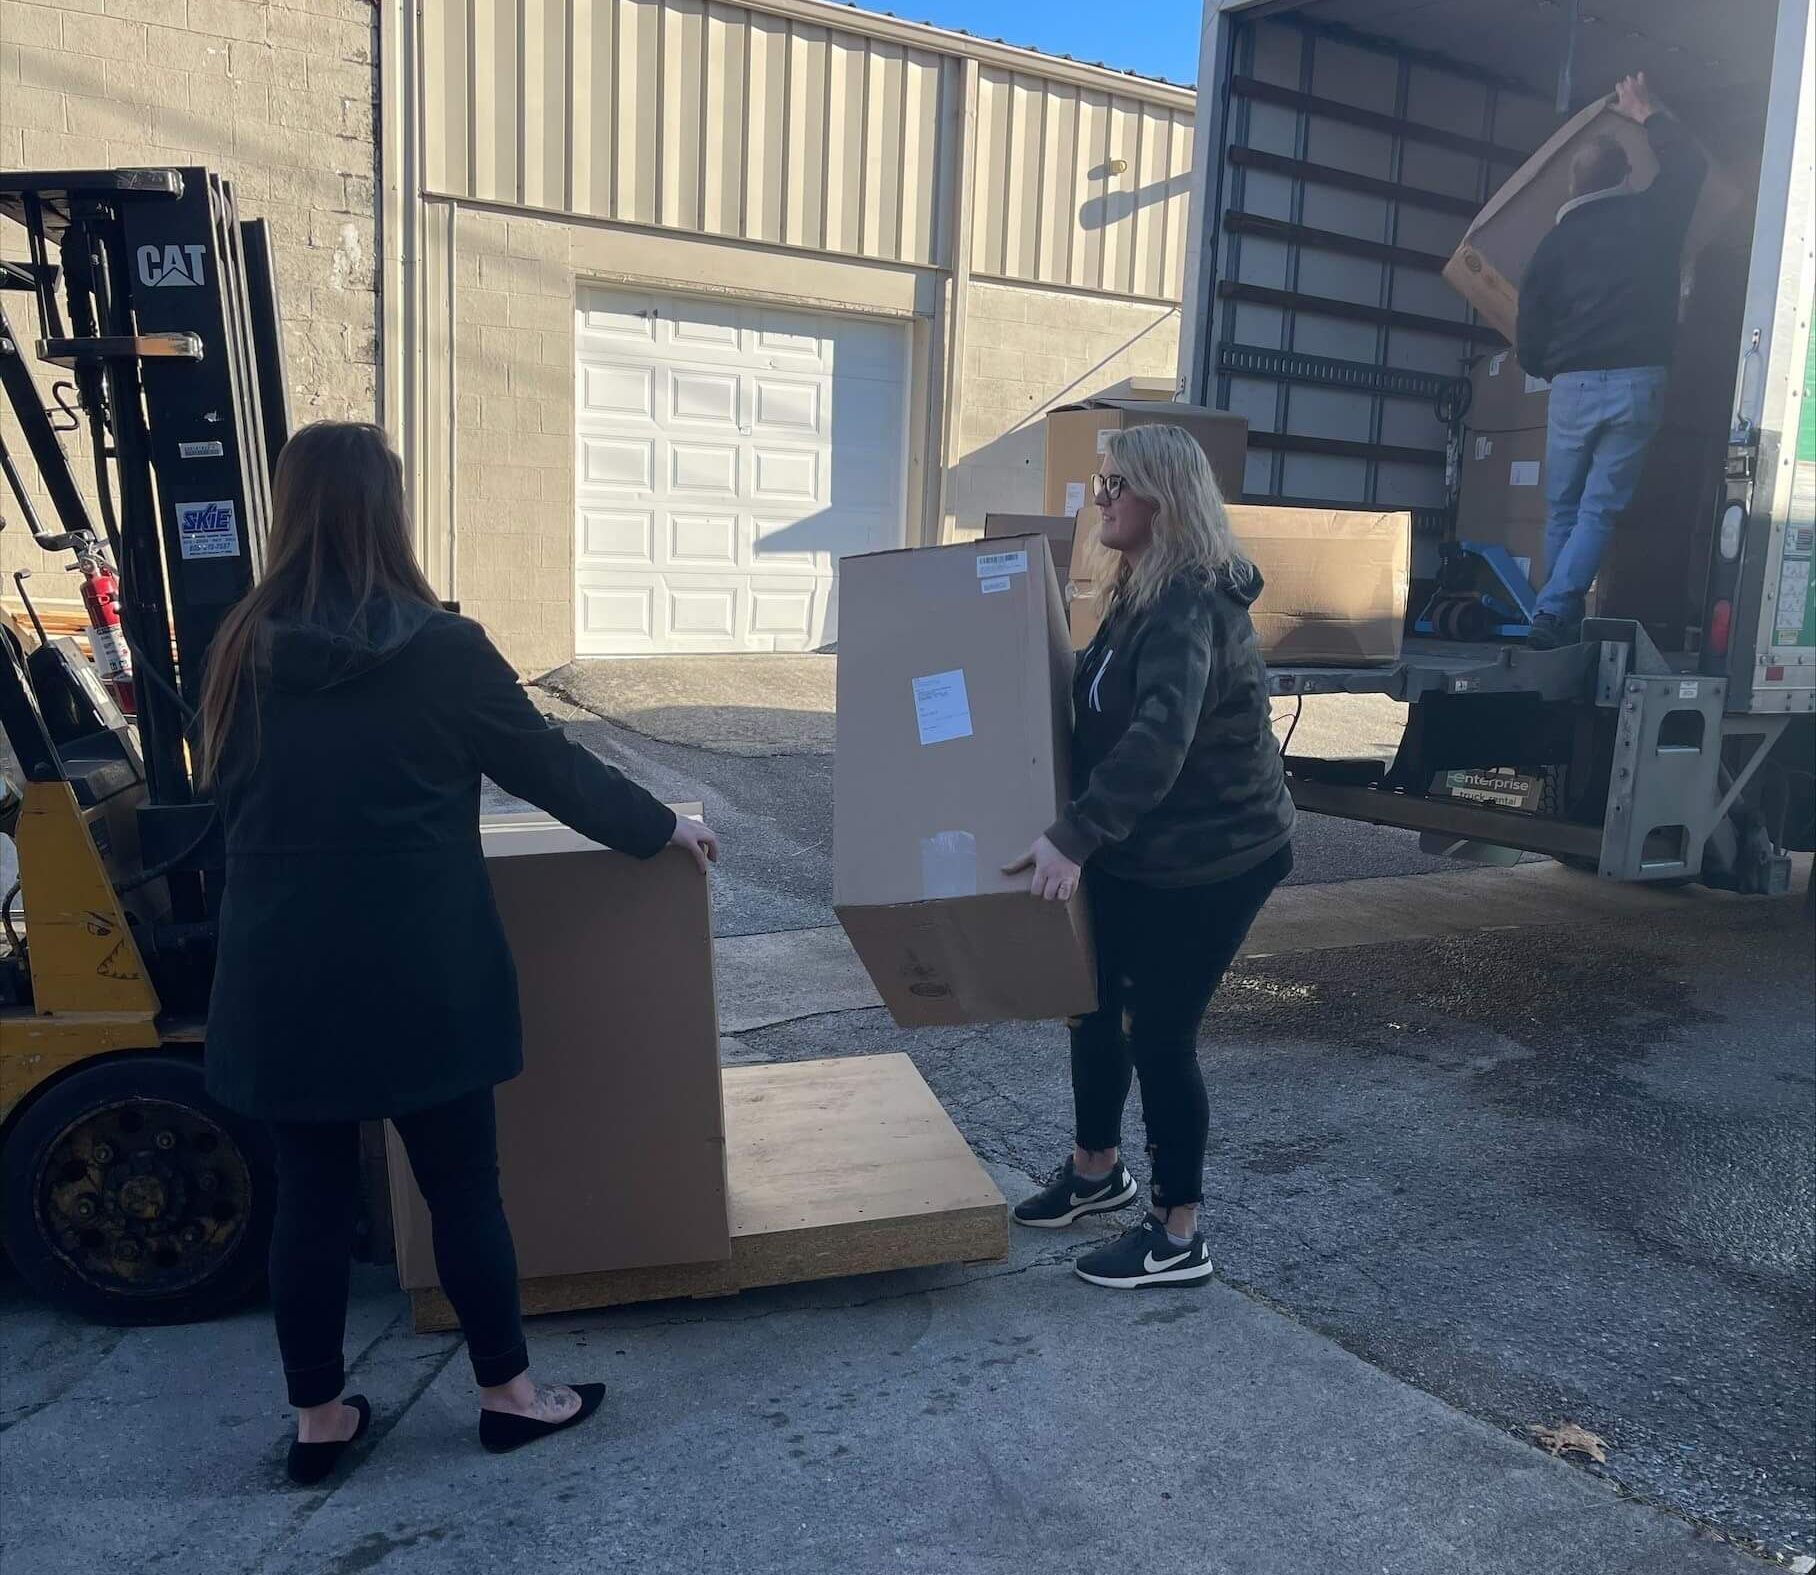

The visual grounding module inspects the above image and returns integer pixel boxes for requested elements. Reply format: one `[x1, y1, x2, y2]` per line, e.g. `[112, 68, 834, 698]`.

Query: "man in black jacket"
[1515, 71, 1708, 649]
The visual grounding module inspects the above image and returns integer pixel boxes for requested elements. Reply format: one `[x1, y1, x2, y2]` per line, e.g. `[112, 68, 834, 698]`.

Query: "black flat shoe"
[286, 1394, 372, 1487]
[479, 1383, 606, 1455]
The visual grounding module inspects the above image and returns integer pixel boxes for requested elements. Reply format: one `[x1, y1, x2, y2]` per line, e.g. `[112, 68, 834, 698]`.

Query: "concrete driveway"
[2, 698, 1810, 1575]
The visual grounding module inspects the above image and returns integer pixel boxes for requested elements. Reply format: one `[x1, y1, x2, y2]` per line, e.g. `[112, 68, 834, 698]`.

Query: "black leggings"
[269, 1087, 528, 1408]
[1070, 844, 1291, 1209]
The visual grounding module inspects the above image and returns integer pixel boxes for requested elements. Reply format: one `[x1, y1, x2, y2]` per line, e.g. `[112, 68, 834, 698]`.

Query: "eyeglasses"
[1091, 473, 1127, 505]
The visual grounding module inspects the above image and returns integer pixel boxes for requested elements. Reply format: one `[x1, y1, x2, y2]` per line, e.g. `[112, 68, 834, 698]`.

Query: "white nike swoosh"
[1069, 1187, 1111, 1206]
[1142, 1248, 1193, 1273]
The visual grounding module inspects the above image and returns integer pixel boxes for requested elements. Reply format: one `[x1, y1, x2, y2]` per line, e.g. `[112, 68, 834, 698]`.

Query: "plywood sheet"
[409, 1054, 1006, 1331]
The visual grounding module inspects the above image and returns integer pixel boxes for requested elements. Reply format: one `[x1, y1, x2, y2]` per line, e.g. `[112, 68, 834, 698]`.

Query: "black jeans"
[269, 1087, 529, 1408]
[1070, 843, 1292, 1209]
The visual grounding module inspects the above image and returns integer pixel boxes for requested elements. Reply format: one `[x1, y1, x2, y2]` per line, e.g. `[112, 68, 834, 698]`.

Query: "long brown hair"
[196, 421, 438, 784]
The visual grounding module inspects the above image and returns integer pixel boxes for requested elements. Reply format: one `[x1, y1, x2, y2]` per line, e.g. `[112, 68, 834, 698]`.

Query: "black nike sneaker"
[1073, 1215, 1214, 1289]
[1012, 1157, 1137, 1228]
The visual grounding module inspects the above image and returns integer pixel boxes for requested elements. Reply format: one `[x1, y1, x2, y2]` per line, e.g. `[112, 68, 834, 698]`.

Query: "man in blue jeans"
[1515, 72, 1708, 650]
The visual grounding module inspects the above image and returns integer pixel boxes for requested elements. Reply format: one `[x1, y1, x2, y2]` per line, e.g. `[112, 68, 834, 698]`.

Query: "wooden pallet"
[408, 1053, 1007, 1332]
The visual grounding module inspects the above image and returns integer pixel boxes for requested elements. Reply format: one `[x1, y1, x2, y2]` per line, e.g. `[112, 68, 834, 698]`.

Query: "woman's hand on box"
[1002, 835, 1081, 903]
[670, 816, 721, 874]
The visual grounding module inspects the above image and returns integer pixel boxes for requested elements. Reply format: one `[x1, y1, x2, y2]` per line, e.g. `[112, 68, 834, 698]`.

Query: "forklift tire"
[2, 1053, 275, 1325]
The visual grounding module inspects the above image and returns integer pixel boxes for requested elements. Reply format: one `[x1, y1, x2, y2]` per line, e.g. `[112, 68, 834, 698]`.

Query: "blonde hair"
[1098, 424, 1247, 615]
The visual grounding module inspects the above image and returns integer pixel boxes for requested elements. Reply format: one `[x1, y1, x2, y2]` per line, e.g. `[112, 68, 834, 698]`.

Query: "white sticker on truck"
[177, 499, 240, 560]
[912, 670, 973, 746]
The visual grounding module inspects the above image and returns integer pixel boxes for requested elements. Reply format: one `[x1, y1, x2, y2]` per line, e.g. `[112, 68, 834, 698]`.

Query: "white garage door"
[574, 286, 909, 655]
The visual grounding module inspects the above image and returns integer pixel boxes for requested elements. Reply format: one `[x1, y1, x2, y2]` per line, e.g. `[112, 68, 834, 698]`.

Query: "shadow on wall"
[1078, 171, 1195, 234]
[944, 304, 1181, 529]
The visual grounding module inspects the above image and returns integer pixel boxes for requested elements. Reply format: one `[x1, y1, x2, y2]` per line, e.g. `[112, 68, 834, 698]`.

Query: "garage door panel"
[751, 448, 822, 504]
[581, 435, 654, 489]
[581, 362, 655, 419]
[752, 377, 822, 435]
[668, 512, 740, 568]
[670, 369, 740, 427]
[575, 284, 906, 655]
[579, 508, 656, 565]
[670, 442, 739, 495]
[578, 580, 656, 642]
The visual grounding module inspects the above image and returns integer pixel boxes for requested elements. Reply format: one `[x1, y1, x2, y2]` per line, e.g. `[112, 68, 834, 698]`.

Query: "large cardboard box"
[833, 535, 1095, 1027]
[1459, 427, 1550, 532]
[389, 812, 727, 1289]
[1044, 399, 1248, 522]
[1470, 349, 1551, 434]
[983, 512, 1076, 579]
[1065, 506, 1410, 666]
[1228, 506, 1410, 666]
[1445, 95, 1739, 343]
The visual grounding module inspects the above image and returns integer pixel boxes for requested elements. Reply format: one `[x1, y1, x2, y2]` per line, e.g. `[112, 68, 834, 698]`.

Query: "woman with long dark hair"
[199, 422, 719, 1483]
[1005, 423, 1293, 1290]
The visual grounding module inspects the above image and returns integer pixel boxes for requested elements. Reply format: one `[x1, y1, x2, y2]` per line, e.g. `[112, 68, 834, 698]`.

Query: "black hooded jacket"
[1515, 113, 1707, 381]
[204, 598, 676, 1122]
[1047, 560, 1294, 886]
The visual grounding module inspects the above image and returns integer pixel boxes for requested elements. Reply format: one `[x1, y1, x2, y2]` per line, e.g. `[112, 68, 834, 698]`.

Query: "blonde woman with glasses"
[1004, 423, 1294, 1289]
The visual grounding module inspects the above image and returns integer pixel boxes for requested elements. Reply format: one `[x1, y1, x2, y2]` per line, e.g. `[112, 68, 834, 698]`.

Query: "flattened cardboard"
[1445, 96, 1740, 343]
[983, 513, 1076, 578]
[389, 812, 727, 1289]
[1469, 349, 1551, 434]
[833, 535, 1096, 1026]
[1067, 506, 1411, 666]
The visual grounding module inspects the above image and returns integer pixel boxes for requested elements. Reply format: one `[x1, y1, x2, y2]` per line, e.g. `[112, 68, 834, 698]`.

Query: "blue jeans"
[1537, 367, 1668, 621]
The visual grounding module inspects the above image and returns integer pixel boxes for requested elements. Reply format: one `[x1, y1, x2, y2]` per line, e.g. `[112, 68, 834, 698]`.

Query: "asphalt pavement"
[2, 694, 1810, 1574]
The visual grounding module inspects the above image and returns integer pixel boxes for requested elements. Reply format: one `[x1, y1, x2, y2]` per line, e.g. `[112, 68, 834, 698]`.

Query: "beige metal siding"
[421, 0, 957, 268]
[971, 68, 1193, 300]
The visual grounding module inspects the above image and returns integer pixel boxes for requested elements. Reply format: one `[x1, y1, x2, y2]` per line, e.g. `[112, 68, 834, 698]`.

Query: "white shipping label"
[177, 498, 241, 560]
[1508, 460, 1542, 487]
[975, 550, 1028, 579]
[1488, 351, 1508, 376]
[1474, 436, 1494, 461]
[1095, 429, 1114, 454]
[980, 576, 1012, 595]
[1524, 374, 1551, 395]
[1064, 481, 1087, 516]
[1774, 557, 1811, 644]
[912, 669, 973, 747]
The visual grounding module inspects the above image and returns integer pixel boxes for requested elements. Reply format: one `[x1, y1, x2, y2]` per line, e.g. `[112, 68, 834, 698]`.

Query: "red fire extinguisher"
[75, 547, 135, 717]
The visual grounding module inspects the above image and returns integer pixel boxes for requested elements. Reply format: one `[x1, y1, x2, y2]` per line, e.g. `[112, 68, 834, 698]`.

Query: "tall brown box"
[1470, 349, 1551, 435]
[833, 535, 1095, 1027]
[1458, 428, 1550, 532]
[1044, 399, 1248, 523]
[388, 813, 727, 1289]
[1445, 94, 1740, 343]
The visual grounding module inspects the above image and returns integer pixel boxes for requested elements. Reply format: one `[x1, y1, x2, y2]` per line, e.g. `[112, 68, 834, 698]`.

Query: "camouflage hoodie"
[1045, 560, 1294, 886]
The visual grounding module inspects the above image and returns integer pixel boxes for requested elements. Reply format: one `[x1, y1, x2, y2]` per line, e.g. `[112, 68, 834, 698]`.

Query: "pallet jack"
[0, 167, 290, 1322]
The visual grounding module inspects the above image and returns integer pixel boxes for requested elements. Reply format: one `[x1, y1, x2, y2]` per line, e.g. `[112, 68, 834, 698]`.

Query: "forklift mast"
[0, 167, 289, 916]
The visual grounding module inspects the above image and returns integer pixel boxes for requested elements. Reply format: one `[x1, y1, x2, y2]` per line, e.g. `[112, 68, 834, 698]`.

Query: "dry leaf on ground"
[1525, 1421, 1610, 1463]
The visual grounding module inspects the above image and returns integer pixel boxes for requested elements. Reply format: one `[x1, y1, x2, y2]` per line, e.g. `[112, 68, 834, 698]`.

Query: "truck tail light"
[1709, 599, 1732, 656]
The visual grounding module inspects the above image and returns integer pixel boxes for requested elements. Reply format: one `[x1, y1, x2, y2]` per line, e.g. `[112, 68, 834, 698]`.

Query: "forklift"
[0, 167, 294, 1323]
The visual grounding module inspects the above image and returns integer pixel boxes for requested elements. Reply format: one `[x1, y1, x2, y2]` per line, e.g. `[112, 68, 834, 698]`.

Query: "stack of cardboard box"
[1457, 349, 1552, 590]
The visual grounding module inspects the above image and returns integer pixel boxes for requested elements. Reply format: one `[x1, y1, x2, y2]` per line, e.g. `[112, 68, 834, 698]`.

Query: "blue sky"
[874, 1, 1203, 86]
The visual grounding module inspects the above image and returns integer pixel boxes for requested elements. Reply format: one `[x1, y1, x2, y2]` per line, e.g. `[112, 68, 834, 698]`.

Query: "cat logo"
[137, 243, 207, 288]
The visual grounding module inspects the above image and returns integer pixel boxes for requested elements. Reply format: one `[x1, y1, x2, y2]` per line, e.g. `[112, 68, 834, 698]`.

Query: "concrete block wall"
[0, 0, 379, 600]
[450, 207, 578, 676]
[948, 279, 1181, 530]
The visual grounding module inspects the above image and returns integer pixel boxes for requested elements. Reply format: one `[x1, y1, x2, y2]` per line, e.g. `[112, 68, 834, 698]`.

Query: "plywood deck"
[408, 1054, 1007, 1332]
